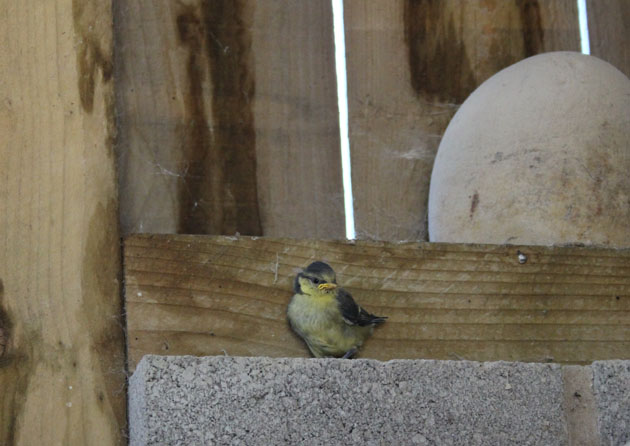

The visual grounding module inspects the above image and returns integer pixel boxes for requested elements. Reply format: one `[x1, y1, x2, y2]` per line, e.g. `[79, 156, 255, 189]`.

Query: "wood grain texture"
[252, 0, 345, 238]
[124, 234, 630, 371]
[587, 0, 630, 77]
[115, 0, 186, 234]
[115, 0, 344, 238]
[0, 1, 125, 444]
[344, 0, 580, 241]
[115, 0, 261, 236]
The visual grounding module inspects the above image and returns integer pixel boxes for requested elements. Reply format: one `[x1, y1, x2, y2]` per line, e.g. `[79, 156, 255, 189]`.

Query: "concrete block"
[130, 356, 567, 446]
[592, 360, 630, 446]
[562, 365, 601, 445]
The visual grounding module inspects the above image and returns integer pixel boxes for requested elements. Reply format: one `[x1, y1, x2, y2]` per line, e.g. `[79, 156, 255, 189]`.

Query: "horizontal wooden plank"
[124, 235, 630, 370]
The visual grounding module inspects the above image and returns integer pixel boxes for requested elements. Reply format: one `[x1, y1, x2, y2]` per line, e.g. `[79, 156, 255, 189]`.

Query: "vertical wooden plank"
[344, 0, 580, 241]
[587, 0, 630, 77]
[116, 0, 344, 238]
[538, 1, 584, 52]
[115, 1, 197, 234]
[115, 0, 262, 236]
[252, 0, 345, 238]
[0, 1, 125, 445]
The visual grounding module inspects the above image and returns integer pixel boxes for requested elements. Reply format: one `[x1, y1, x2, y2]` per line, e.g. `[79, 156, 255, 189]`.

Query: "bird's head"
[294, 261, 337, 296]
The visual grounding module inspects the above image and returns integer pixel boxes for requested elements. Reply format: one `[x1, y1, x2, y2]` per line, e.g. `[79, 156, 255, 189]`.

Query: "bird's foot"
[341, 348, 358, 359]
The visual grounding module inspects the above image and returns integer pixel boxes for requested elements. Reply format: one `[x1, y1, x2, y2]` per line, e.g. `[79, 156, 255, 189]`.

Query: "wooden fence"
[1, 1, 628, 444]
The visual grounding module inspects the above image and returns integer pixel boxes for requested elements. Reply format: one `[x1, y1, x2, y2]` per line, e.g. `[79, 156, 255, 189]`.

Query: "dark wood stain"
[81, 199, 127, 431]
[405, 1, 546, 103]
[72, 0, 113, 113]
[404, 0, 477, 103]
[487, 36, 524, 80]
[175, 1, 262, 236]
[516, 0, 544, 56]
[176, 7, 213, 233]
[0, 338, 35, 446]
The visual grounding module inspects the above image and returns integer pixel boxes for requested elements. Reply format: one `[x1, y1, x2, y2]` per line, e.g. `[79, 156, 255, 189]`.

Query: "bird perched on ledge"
[287, 261, 387, 359]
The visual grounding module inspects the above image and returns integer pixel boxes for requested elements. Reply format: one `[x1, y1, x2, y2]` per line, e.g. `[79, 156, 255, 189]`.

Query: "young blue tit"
[287, 261, 387, 359]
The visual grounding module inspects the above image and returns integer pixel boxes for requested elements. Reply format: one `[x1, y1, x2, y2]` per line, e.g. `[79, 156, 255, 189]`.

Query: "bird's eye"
[312, 278, 320, 284]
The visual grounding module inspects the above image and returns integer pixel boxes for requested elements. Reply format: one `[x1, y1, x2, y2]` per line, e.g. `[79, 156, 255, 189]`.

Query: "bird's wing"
[336, 288, 387, 327]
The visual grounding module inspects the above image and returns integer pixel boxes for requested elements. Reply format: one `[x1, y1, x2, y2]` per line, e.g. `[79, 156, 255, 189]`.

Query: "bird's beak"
[317, 283, 337, 291]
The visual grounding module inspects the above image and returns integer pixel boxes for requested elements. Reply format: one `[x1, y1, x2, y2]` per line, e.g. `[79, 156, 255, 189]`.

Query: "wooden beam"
[344, 0, 580, 240]
[124, 235, 630, 371]
[0, 1, 125, 444]
[115, 0, 344, 238]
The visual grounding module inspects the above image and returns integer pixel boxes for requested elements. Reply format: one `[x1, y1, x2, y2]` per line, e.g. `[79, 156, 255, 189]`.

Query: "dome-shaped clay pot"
[428, 52, 630, 247]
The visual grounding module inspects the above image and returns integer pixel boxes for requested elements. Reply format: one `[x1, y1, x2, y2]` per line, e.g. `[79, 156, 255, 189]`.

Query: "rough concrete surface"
[592, 361, 630, 446]
[130, 356, 568, 446]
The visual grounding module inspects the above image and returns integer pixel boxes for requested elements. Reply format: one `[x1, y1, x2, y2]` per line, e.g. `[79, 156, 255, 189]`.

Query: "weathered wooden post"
[0, 1, 126, 444]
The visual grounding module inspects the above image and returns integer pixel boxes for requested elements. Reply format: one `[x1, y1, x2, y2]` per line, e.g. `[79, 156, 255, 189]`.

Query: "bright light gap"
[331, 0, 356, 240]
[577, 0, 590, 54]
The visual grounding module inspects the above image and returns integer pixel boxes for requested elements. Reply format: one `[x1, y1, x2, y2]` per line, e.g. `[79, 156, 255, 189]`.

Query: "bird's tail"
[371, 315, 387, 325]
